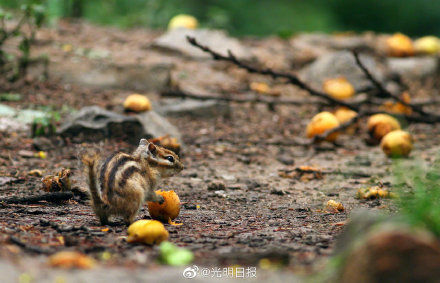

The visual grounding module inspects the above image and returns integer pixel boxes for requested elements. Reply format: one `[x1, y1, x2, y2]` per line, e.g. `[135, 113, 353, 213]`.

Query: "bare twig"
[186, 36, 359, 111]
[0, 192, 73, 204]
[162, 89, 326, 106]
[10, 235, 53, 254]
[352, 50, 439, 120]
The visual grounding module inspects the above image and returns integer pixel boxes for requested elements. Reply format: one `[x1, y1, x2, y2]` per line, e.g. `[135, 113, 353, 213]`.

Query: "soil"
[0, 20, 439, 279]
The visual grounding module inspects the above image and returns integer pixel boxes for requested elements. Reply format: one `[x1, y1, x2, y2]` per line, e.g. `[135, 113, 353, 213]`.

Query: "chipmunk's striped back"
[99, 153, 146, 203]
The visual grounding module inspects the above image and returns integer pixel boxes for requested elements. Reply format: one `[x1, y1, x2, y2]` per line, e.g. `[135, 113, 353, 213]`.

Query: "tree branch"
[186, 36, 359, 111]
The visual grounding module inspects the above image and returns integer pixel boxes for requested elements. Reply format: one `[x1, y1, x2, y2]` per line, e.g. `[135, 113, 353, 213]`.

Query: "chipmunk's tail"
[79, 147, 103, 206]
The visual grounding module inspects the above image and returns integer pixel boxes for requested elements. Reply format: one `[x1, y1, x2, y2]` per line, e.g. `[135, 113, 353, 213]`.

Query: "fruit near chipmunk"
[367, 114, 401, 143]
[380, 130, 413, 158]
[306, 111, 340, 142]
[414, 36, 440, 55]
[168, 14, 198, 30]
[147, 190, 181, 222]
[127, 219, 169, 245]
[123, 94, 152, 112]
[386, 33, 414, 57]
[323, 77, 355, 100]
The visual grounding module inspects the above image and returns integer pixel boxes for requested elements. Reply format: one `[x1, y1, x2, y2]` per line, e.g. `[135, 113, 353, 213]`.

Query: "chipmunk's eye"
[165, 156, 174, 163]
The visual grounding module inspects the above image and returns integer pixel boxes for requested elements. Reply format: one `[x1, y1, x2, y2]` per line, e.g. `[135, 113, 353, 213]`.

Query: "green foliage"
[3, 0, 440, 37]
[0, 1, 46, 81]
[31, 110, 60, 137]
[0, 92, 22, 101]
[394, 157, 440, 236]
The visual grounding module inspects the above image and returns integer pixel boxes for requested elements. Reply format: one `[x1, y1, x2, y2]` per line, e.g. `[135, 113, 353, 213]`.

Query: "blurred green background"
[1, 0, 440, 37]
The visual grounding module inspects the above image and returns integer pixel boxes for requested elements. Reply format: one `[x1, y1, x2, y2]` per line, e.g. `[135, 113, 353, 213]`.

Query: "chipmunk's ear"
[139, 139, 148, 146]
[147, 143, 157, 156]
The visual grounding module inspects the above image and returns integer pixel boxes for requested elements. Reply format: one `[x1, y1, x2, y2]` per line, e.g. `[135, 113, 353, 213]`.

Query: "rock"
[16, 109, 48, 124]
[292, 33, 372, 51]
[49, 61, 172, 92]
[156, 99, 230, 118]
[136, 111, 182, 144]
[271, 188, 288, 195]
[0, 117, 28, 132]
[387, 56, 439, 79]
[276, 155, 294, 166]
[227, 183, 248, 191]
[151, 28, 252, 60]
[58, 106, 182, 145]
[207, 181, 226, 191]
[57, 106, 143, 144]
[300, 51, 384, 90]
[0, 177, 17, 186]
[0, 104, 17, 117]
[339, 225, 440, 283]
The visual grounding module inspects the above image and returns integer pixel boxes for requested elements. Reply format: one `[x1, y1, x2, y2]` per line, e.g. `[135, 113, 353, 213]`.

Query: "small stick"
[0, 192, 73, 204]
[9, 235, 53, 254]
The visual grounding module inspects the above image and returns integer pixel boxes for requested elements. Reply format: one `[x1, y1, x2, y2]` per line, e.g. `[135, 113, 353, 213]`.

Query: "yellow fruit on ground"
[123, 94, 152, 112]
[386, 33, 414, 57]
[306, 111, 340, 142]
[414, 36, 440, 55]
[49, 251, 95, 269]
[127, 219, 169, 245]
[367, 114, 401, 142]
[334, 107, 358, 134]
[326, 200, 345, 212]
[147, 190, 181, 222]
[323, 77, 355, 100]
[380, 130, 413, 158]
[168, 14, 198, 30]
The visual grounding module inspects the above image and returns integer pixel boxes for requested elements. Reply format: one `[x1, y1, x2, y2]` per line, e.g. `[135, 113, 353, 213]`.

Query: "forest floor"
[0, 20, 439, 282]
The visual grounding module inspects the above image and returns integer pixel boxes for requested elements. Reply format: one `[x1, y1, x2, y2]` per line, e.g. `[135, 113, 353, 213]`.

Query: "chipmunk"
[80, 139, 183, 225]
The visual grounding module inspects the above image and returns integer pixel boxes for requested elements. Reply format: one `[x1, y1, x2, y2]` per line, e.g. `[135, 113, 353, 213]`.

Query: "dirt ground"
[1, 20, 440, 279]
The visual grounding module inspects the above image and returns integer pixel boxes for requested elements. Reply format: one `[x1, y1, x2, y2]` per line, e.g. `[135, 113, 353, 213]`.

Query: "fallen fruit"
[326, 200, 345, 212]
[323, 77, 355, 100]
[380, 130, 413, 158]
[414, 36, 440, 55]
[367, 114, 401, 143]
[48, 251, 95, 269]
[41, 168, 71, 192]
[386, 33, 414, 57]
[380, 91, 412, 115]
[250, 82, 270, 94]
[356, 186, 396, 199]
[159, 241, 194, 266]
[306, 111, 340, 142]
[334, 107, 358, 134]
[147, 190, 181, 222]
[168, 14, 198, 30]
[123, 94, 152, 112]
[127, 219, 169, 245]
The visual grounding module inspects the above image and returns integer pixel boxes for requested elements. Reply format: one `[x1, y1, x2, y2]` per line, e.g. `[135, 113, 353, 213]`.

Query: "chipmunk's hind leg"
[94, 206, 109, 225]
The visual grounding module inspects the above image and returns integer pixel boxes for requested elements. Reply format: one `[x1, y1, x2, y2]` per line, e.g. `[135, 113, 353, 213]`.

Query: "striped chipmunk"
[80, 139, 184, 225]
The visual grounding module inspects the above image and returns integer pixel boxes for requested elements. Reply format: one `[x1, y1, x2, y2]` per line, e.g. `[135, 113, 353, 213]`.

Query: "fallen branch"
[353, 50, 440, 121]
[10, 235, 53, 254]
[162, 89, 326, 106]
[0, 191, 73, 204]
[186, 36, 359, 111]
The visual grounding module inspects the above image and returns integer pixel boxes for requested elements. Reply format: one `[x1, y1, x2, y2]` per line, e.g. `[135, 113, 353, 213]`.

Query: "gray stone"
[156, 99, 230, 118]
[57, 106, 144, 144]
[0, 104, 17, 117]
[293, 33, 372, 51]
[58, 106, 182, 145]
[387, 56, 439, 78]
[136, 110, 182, 143]
[49, 61, 172, 92]
[152, 28, 252, 59]
[16, 109, 48, 124]
[300, 51, 384, 90]
[0, 117, 28, 132]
